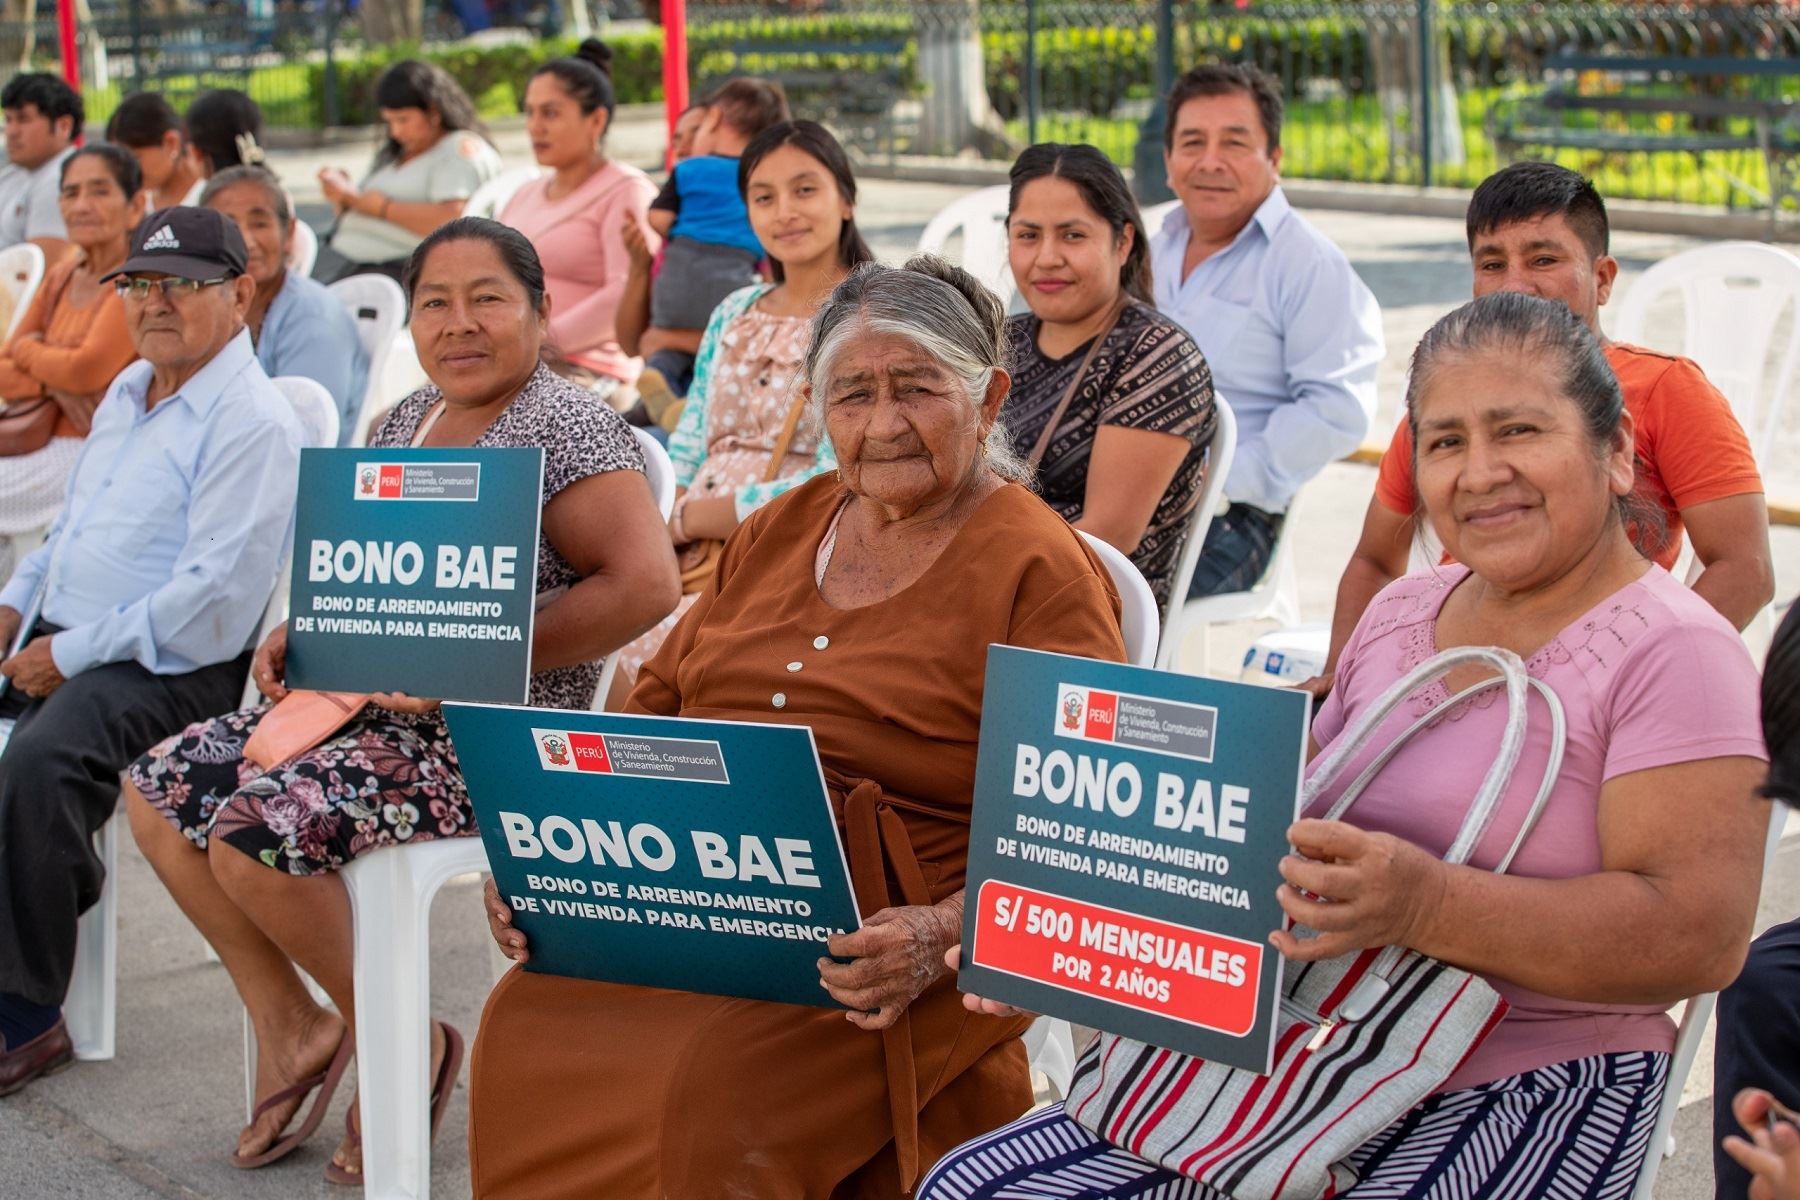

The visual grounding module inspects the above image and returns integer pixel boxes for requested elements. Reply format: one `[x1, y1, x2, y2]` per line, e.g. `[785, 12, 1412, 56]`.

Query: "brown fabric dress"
[469, 474, 1128, 1199]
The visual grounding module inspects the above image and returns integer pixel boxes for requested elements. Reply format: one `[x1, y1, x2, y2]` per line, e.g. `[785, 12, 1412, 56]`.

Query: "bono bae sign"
[284, 447, 543, 703]
[960, 647, 1310, 1072]
[445, 704, 862, 1009]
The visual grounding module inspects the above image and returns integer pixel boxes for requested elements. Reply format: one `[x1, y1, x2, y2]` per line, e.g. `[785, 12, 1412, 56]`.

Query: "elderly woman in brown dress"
[471, 256, 1130, 1198]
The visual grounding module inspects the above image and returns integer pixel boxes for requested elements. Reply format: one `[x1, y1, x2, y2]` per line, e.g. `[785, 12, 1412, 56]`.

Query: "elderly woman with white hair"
[468, 256, 1130, 1198]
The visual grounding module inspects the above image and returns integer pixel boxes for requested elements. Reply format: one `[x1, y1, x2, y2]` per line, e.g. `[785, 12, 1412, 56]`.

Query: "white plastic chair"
[288, 218, 320, 279]
[1630, 801, 1792, 1199]
[329, 273, 409, 445]
[1613, 240, 1800, 471]
[464, 165, 542, 223]
[270, 375, 342, 452]
[1156, 396, 1237, 670]
[917, 185, 1016, 311]
[1078, 530, 1158, 668]
[359, 329, 431, 445]
[65, 814, 118, 1060]
[591, 426, 678, 709]
[1141, 198, 1179, 235]
[339, 835, 493, 1200]
[1024, 1017, 1078, 1100]
[0, 242, 45, 341]
[1164, 488, 1303, 677]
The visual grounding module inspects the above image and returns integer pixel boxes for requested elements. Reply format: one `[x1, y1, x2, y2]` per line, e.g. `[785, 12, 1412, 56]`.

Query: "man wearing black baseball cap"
[0, 205, 302, 1094]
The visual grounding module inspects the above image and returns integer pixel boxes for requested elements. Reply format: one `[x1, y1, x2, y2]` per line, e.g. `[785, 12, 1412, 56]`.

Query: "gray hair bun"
[899, 254, 1005, 356]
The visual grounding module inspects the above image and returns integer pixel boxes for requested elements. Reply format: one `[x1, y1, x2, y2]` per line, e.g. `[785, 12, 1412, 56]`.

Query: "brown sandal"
[229, 1028, 354, 1170]
[325, 1020, 463, 1186]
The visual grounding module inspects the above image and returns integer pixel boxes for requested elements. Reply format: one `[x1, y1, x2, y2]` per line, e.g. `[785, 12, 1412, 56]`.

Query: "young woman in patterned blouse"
[1001, 143, 1217, 614]
[607, 120, 876, 700]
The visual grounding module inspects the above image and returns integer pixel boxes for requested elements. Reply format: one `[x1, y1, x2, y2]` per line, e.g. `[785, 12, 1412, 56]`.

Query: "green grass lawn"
[78, 63, 317, 130]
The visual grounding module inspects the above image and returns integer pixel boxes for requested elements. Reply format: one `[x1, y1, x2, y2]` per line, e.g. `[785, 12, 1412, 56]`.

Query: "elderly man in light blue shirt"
[1148, 62, 1384, 599]
[203, 166, 370, 445]
[0, 206, 300, 1093]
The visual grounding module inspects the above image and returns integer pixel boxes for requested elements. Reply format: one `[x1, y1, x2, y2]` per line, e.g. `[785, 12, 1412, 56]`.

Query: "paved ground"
[1, 111, 1795, 1198]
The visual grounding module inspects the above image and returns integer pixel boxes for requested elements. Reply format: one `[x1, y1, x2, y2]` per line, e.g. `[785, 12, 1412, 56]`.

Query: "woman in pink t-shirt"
[500, 39, 657, 403]
[924, 291, 1770, 1200]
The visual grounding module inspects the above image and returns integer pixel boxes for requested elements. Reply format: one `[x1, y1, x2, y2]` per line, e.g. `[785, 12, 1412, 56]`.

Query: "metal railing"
[684, 0, 1800, 212]
[0, 0, 1793, 212]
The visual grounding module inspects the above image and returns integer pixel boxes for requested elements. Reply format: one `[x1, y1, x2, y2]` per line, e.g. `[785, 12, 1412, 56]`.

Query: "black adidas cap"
[102, 207, 249, 284]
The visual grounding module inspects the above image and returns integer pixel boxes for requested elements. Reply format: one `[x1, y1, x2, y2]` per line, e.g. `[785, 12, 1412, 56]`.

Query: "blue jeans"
[1185, 503, 1284, 599]
[644, 349, 695, 398]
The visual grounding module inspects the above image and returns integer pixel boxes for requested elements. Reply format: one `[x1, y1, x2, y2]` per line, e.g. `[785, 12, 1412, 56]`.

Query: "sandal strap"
[249, 1069, 328, 1122]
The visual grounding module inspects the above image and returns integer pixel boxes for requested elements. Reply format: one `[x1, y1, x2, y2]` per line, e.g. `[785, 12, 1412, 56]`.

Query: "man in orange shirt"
[1311, 162, 1772, 694]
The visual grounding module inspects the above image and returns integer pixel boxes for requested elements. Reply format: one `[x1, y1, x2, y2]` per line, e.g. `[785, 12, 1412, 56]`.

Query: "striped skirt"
[917, 1051, 1667, 1200]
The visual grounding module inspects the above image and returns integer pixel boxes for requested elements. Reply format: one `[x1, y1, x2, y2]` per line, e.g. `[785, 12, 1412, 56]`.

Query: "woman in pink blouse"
[928, 291, 1771, 1200]
[500, 39, 657, 404]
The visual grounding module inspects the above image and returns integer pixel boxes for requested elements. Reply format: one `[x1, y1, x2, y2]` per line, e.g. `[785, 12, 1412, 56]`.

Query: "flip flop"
[229, 1027, 354, 1170]
[325, 1019, 464, 1187]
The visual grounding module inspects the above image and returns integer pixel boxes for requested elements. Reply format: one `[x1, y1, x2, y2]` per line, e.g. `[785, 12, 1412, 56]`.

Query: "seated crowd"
[0, 50, 1790, 1200]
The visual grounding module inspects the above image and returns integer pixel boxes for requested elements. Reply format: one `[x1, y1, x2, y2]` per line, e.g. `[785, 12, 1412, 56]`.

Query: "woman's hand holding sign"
[1270, 819, 1447, 962]
[944, 946, 1037, 1019]
[820, 895, 965, 1030]
[484, 878, 530, 964]
[251, 624, 289, 703]
[370, 692, 443, 715]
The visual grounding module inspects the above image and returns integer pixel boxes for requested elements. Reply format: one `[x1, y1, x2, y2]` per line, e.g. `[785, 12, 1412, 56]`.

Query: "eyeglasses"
[112, 276, 230, 301]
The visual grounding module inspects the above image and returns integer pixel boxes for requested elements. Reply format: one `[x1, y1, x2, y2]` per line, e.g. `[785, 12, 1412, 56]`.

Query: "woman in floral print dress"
[606, 120, 877, 702]
[121, 219, 679, 1184]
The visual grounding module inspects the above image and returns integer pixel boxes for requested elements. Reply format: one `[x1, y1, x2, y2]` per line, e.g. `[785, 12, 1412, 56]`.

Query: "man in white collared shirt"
[1148, 62, 1384, 600]
[0, 207, 300, 1093]
[0, 73, 79, 263]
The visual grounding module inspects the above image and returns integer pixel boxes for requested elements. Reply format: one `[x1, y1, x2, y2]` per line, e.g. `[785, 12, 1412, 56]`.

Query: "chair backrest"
[1628, 800, 1792, 1200]
[1140, 198, 1180, 236]
[632, 425, 676, 519]
[590, 427, 680, 710]
[465, 166, 543, 223]
[1079, 530, 1159, 667]
[1157, 395, 1237, 669]
[271, 374, 341, 451]
[917, 185, 1016, 310]
[0, 242, 45, 341]
[288, 219, 320, 279]
[240, 375, 341, 707]
[359, 329, 431, 445]
[1613, 240, 1800, 469]
[328, 274, 409, 444]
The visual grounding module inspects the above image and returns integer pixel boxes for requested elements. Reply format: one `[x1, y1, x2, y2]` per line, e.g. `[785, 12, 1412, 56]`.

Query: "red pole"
[661, 0, 688, 172]
[56, 0, 80, 92]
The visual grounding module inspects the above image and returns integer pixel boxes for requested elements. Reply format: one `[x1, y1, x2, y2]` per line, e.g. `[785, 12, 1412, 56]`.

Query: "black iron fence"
[1, 0, 1795, 212]
[684, 0, 1800, 213]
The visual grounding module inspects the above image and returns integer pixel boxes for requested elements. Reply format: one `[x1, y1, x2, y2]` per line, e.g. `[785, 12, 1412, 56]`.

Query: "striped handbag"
[1065, 645, 1567, 1200]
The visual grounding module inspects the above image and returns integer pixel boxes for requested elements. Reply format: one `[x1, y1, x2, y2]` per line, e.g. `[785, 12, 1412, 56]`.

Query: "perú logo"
[533, 727, 612, 774]
[143, 224, 180, 250]
[1054, 684, 1118, 744]
[1060, 690, 1085, 731]
[353, 463, 406, 499]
